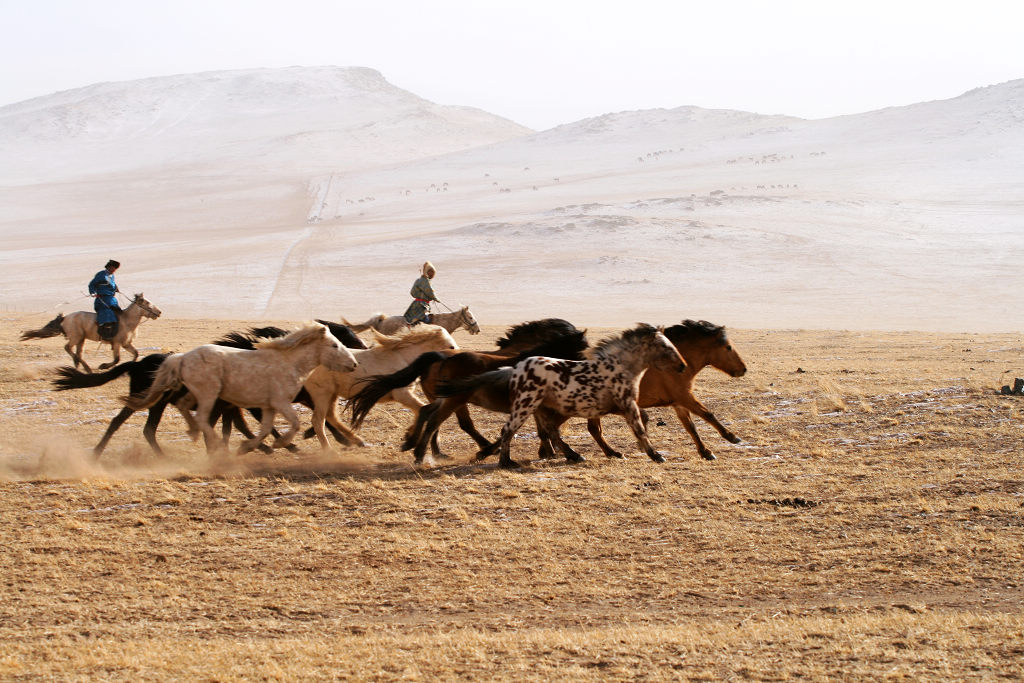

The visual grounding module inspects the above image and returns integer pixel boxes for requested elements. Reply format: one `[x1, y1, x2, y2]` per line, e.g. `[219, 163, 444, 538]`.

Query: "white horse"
[20, 293, 162, 372]
[124, 323, 357, 455]
[303, 324, 459, 448]
[343, 305, 481, 336]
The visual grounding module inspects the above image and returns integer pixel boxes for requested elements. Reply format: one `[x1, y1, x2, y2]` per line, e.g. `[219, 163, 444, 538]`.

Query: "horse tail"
[315, 319, 368, 349]
[20, 313, 66, 341]
[53, 352, 171, 392]
[348, 351, 449, 427]
[435, 368, 513, 399]
[53, 360, 135, 391]
[121, 353, 184, 410]
[339, 316, 372, 334]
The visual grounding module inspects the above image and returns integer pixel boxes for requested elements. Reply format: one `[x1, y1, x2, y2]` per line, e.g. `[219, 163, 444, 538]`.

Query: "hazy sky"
[2, 0, 1022, 130]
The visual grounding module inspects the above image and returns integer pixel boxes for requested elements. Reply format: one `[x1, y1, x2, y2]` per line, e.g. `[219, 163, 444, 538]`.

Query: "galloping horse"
[20, 293, 162, 372]
[124, 323, 357, 454]
[346, 318, 582, 459]
[53, 322, 366, 459]
[585, 319, 747, 461]
[302, 325, 459, 449]
[343, 305, 481, 336]
[438, 324, 686, 468]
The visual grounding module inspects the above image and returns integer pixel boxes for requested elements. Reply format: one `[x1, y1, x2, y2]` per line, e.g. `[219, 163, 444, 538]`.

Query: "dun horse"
[343, 305, 480, 336]
[123, 323, 357, 454]
[20, 293, 162, 372]
[302, 325, 459, 448]
[439, 324, 685, 468]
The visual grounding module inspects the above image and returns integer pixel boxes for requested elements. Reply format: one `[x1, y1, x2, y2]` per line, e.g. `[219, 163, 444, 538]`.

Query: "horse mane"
[255, 324, 327, 350]
[588, 323, 662, 360]
[368, 324, 449, 351]
[663, 319, 725, 343]
[495, 318, 577, 349]
[209, 326, 288, 350]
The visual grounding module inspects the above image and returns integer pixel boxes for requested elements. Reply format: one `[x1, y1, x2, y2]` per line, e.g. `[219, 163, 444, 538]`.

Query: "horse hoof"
[700, 451, 718, 461]
[726, 434, 742, 444]
[605, 451, 624, 459]
[648, 452, 666, 463]
[286, 444, 301, 453]
[498, 459, 522, 469]
[257, 444, 274, 454]
[566, 454, 586, 464]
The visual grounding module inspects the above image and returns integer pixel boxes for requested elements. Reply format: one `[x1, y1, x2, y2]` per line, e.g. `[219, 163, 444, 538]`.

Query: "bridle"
[128, 295, 160, 318]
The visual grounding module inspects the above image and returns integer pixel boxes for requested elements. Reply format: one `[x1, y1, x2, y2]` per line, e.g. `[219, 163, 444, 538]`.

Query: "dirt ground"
[1, 314, 1022, 680]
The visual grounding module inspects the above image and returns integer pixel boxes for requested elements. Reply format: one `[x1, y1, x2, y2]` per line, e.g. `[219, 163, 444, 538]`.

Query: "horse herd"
[20, 299, 748, 469]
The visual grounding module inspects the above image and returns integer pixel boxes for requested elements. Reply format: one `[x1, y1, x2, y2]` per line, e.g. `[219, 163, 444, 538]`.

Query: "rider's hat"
[422, 261, 436, 278]
[105, 259, 121, 269]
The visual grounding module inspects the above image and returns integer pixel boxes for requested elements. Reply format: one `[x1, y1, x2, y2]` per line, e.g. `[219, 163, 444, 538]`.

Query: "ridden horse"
[346, 318, 581, 458]
[54, 323, 366, 459]
[585, 320, 747, 461]
[342, 305, 481, 336]
[301, 325, 459, 448]
[20, 293, 162, 372]
[438, 324, 686, 468]
[123, 324, 357, 454]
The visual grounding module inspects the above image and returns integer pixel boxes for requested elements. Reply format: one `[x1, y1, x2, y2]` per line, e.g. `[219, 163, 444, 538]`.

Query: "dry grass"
[1, 315, 1022, 680]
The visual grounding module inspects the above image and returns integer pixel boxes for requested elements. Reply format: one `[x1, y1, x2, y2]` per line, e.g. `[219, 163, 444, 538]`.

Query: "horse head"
[460, 306, 481, 334]
[666, 320, 746, 377]
[132, 293, 162, 319]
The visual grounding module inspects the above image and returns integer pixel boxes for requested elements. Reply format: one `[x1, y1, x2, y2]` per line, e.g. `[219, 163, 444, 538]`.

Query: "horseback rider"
[403, 261, 438, 325]
[89, 259, 121, 340]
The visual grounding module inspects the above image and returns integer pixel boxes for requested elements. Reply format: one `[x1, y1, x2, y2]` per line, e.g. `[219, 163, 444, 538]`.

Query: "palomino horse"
[585, 319, 747, 461]
[343, 304, 481, 336]
[53, 322, 366, 459]
[302, 325, 459, 449]
[346, 318, 582, 459]
[20, 293, 162, 372]
[123, 323, 357, 454]
[438, 324, 686, 469]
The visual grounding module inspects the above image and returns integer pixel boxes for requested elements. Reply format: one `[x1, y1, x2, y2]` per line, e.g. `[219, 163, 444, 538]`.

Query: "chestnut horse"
[585, 319, 747, 461]
[471, 319, 748, 462]
[20, 293, 162, 372]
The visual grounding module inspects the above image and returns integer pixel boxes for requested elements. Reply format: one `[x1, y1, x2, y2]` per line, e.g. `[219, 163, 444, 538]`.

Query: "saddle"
[98, 321, 119, 340]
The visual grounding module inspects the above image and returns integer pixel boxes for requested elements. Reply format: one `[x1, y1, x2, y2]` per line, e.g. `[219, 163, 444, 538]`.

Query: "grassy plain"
[1, 314, 1022, 680]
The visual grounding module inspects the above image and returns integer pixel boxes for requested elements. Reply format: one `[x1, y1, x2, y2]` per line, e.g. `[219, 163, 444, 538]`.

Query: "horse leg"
[323, 397, 364, 448]
[624, 402, 665, 463]
[142, 397, 171, 457]
[99, 342, 120, 370]
[67, 339, 91, 373]
[400, 400, 435, 452]
[193, 399, 225, 456]
[241, 408, 288, 453]
[676, 395, 741, 445]
[453, 404, 493, 451]
[537, 412, 583, 463]
[415, 398, 463, 463]
[672, 405, 719, 461]
[92, 407, 135, 460]
[123, 341, 140, 362]
[241, 409, 276, 454]
[495, 394, 541, 469]
[586, 418, 625, 459]
[270, 404, 301, 450]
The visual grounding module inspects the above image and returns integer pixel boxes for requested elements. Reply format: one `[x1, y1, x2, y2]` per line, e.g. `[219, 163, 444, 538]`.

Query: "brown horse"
[347, 318, 582, 459]
[468, 320, 747, 463]
[585, 319, 747, 461]
[20, 293, 162, 372]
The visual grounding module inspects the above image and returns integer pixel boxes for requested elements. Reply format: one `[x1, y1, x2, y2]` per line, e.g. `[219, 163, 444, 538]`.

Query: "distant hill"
[0, 66, 533, 182]
[0, 68, 1021, 331]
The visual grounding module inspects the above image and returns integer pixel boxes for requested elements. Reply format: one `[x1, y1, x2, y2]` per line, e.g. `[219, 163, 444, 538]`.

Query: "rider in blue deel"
[89, 259, 121, 339]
